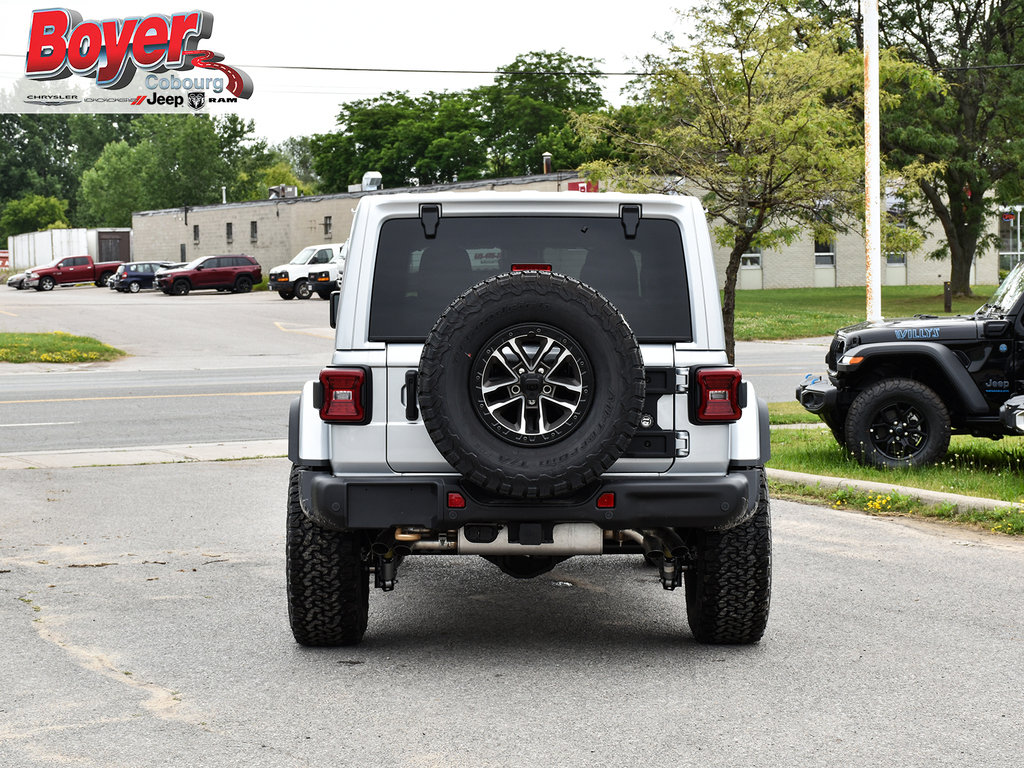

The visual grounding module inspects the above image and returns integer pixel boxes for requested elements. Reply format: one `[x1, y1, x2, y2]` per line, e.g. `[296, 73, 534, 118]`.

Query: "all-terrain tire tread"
[685, 469, 772, 644]
[286, 465, 368, 646]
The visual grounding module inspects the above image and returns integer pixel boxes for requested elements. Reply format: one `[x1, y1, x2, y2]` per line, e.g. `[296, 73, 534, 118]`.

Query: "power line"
[236, 63, 639, 77]
[2, 52, 1023, 74]
[0, 54, 636, 77]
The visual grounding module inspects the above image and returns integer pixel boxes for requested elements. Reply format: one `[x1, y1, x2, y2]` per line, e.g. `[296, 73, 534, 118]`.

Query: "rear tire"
[684, 469, 771, 644]
[128, 281, 141, 293]
[234, 275, 253, 293]
[286, 466, 369, 646]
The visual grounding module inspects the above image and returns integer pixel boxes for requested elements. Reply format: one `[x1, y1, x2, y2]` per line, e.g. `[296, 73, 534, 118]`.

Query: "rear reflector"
[447, 492, 466, 509]
[694, 368, 743, 423]
[318, 368, 369, 423]
[596, 492, 615, 509]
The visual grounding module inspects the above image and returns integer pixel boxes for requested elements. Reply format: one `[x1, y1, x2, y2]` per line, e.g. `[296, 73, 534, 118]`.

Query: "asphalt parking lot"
[2, 459, 1023, 767]
[2, 284, 1022, 766]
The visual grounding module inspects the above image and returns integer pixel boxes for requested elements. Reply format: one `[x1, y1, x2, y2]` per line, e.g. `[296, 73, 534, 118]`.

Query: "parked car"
[110, 261, 175, 293]
[24, 255, 124, 290]
[6, 271, 27, 289]
[268, 242, 345, 300]
[155, 254, 262, 296]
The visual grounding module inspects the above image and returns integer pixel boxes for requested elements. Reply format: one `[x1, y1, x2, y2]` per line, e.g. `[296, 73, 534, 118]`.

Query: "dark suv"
[797, 259, 1024, 467]
[110, 261, 174, 292]
[155, 254, 262, 296]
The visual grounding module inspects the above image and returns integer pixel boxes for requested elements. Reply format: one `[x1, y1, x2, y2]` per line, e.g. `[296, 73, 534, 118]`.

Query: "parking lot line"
[0, 390, 298, 405]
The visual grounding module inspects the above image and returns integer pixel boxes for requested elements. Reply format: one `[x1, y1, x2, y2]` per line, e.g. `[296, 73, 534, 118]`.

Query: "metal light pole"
[864, 0, 882, 321]
[1015, 205, 1022, 265]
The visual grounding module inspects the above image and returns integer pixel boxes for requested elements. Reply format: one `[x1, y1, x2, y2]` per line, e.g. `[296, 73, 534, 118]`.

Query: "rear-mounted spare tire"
[418, 271, 645, 498]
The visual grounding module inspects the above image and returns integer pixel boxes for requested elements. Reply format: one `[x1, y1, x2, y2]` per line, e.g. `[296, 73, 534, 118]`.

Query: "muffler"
[457, 523, 603, 555]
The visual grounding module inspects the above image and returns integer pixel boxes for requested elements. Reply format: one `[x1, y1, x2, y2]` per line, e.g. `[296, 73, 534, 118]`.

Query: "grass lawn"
[767, 425, 1024, 534]
[733, 284, 996, 340]
[755, 302, 1024, 534]
[767, 400, 816, 424]
[0, 332, 126, 363]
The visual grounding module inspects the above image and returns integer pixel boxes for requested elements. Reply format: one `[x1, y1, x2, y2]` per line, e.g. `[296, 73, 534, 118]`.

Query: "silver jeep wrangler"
[287, 191, 771, 646]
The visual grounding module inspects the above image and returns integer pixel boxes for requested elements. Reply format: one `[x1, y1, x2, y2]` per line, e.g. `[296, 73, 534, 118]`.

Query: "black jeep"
[797, 261, 1024, 468]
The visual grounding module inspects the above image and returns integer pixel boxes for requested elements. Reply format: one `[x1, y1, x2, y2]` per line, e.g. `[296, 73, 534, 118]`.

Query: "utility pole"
[864, 0, 882, 322]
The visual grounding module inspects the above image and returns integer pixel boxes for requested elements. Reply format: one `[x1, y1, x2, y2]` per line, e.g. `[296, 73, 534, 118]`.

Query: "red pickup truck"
[24, 256, 125, 291]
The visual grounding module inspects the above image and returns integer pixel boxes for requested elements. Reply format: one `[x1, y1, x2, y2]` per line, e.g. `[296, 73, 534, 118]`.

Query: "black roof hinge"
[420, 203, 441, 238]
[620, 204, 641, 238]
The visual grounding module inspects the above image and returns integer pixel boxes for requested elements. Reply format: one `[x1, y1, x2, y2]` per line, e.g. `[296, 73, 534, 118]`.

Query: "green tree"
[77, 141, 149, 227]
[0, 116, 75, 207]
[131, 115, 229, 209]
[275, 136, 321, 191]
[312, 90, 490, 191]
[0, 194, 69, 244]
[77, 115, 232, 225]
[480, 50, 607, 176]
[66, 115, 138, 177]
[215, 115, 273, 202]
[259, 155, 315, 196]
[310, 51, 611, 190]
[576, 0, 864, 363]
[803, 0, 1024, 296]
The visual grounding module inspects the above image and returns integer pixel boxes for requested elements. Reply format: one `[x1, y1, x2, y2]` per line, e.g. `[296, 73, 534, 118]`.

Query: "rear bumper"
[296, 469, 762, 533]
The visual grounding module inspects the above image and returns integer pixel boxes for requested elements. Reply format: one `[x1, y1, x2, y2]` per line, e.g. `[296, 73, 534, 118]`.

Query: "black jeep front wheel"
[844, 378, 950, 468]
[286, 466, 369, 646]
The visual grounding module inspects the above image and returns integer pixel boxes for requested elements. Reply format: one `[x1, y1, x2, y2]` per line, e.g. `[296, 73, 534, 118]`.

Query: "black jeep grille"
[825, 337, 845, 370]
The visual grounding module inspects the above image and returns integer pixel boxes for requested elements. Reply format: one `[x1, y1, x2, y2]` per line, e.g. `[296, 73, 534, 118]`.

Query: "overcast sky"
[0, 0, 695, 144]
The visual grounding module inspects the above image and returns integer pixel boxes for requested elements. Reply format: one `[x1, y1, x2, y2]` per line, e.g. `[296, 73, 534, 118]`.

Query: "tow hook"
[659, 556, 682, 591]
[641, 528, 693, 590]
[374, 555, 397, 591]
[370, 540, 405, 591]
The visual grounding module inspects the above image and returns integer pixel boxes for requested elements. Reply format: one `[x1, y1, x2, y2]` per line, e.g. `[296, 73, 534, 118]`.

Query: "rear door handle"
[404, 370, 419, 421]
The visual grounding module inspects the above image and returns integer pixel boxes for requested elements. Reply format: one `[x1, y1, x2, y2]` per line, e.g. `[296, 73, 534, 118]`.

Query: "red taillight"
[318, 368, 369, 423]
[511, 264, 552, 272]
[694, 368, 743, 423]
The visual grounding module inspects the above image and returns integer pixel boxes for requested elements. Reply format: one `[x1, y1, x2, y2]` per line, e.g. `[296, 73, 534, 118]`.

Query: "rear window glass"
[368, 215, 692, 342]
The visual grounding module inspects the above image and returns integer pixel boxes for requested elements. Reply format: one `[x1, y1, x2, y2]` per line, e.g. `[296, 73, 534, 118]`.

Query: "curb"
[767, 467, 1023, 513]
[0, 439, 287, 470]
[2, 442, 1018, 515]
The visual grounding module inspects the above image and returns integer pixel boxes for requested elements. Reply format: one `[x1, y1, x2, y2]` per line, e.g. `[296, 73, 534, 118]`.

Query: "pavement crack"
[28, 614, 208, 727]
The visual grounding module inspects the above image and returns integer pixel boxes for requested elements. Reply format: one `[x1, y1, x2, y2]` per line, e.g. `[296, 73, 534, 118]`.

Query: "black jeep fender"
[836, 341, 989, 415]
